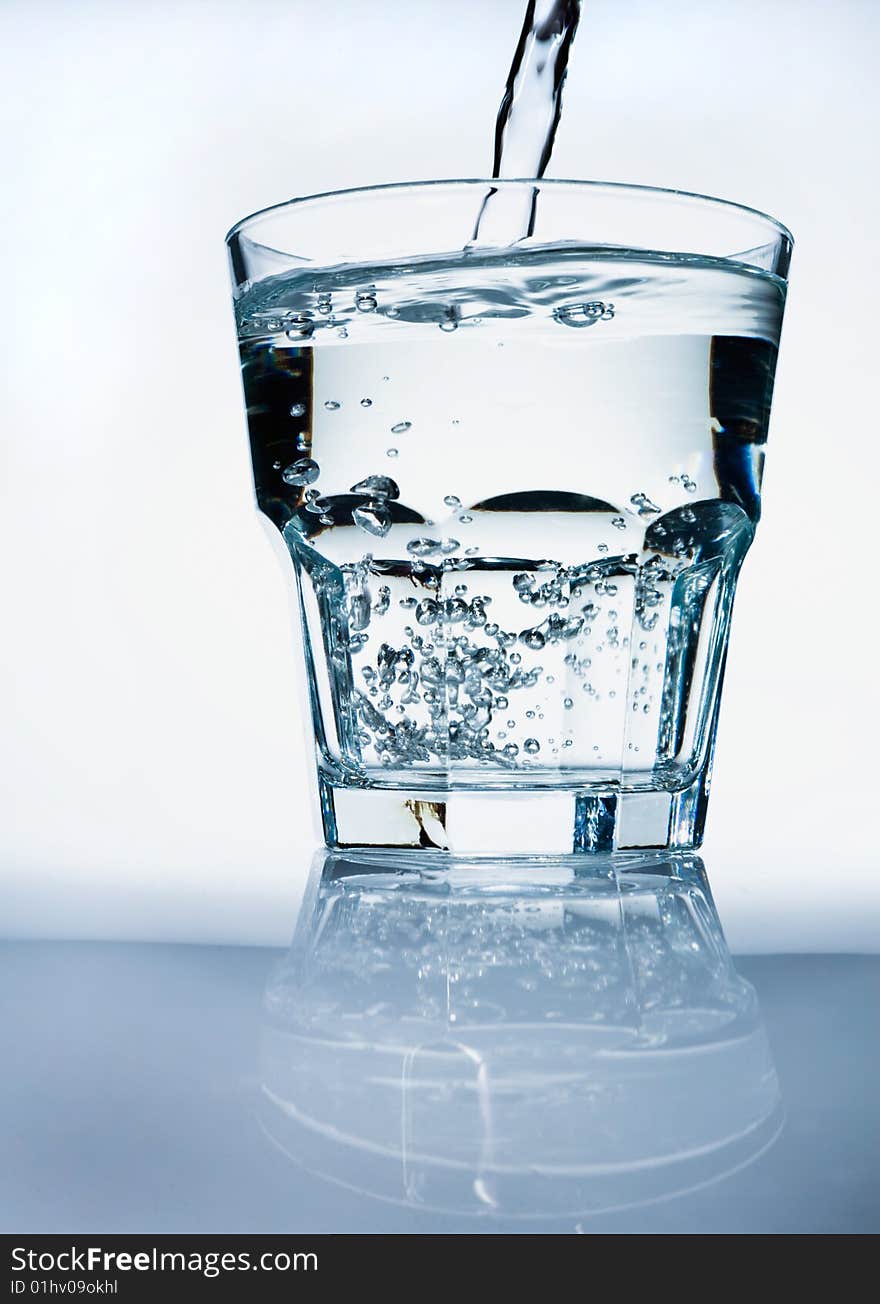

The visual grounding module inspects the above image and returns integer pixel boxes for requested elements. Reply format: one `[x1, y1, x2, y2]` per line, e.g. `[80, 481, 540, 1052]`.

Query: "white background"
[1, 0, 878, 950]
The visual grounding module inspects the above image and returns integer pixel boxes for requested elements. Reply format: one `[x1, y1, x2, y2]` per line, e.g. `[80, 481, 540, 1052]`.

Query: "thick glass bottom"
[319, 768, 711, 856]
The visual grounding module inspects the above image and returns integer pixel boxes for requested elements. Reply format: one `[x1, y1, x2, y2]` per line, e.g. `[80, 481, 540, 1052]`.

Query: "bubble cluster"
[630, 492, 660, 517]
[553, 301, 615, 328]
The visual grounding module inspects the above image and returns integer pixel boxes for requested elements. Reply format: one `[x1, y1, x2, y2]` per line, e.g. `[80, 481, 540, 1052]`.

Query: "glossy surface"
[1, 852, 877, 1235]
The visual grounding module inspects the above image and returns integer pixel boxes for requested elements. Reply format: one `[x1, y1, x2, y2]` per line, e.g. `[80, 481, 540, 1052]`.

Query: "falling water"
[471, 0, 583, 246]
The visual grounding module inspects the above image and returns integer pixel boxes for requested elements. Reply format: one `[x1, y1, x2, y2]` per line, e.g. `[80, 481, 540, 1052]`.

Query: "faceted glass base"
[319, 768, 711, 857]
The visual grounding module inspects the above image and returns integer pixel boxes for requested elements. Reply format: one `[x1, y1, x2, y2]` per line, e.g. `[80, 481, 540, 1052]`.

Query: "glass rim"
[225, 176, 794, 250]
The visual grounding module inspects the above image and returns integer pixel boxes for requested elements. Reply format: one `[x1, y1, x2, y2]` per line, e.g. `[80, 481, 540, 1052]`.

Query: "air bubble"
[391, 421, 412, 434]
[324, 400, 341, 411]
[444, 495, 461, 509]
[459, 514, 473, 524]
[285, 316, 314, 340]
[521, 628, 546, 651]
[524, 738, 540, 755]
[304, 495, 331, 514]
[289, 402, 306, 418]
[407, 538, 442, 557]
[386, 448, 399, 458]
[350, 475, 399, 500]
[413, 600, 438, 629]
[282, 458, 320, 486]
[353, 503, 391, 538]
[355, 290, 378, 312]
[360, 398, 373, 408]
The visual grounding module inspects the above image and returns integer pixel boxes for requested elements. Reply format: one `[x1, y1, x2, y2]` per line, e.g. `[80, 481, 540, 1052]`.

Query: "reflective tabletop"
[1, 852, 878, 1234]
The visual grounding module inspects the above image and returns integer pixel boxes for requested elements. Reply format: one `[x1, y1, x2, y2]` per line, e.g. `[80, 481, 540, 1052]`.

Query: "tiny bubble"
[289, 402, 306, 417]
[391, 421, 412, 434]
[360, 398, 372, 408]
[324, 400, 341, 411]
[386, 448, 399, 458]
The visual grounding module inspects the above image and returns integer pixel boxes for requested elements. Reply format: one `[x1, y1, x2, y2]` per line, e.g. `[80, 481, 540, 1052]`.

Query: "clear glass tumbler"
[227, 180, 791, 858]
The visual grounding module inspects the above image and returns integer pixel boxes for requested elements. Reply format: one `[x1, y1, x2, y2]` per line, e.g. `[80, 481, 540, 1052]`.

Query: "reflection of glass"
[260, 853, 782, 1218]
[228, 181, 791, 857]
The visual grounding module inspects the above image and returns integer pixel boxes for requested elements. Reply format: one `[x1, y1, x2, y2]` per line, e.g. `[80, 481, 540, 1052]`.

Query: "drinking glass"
[227, 180, 791, 858]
